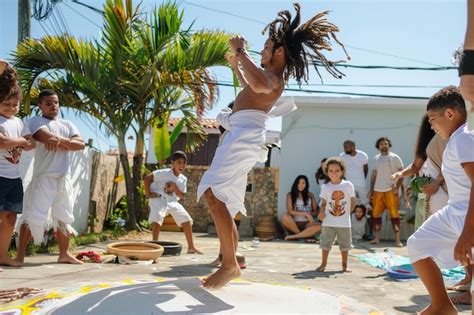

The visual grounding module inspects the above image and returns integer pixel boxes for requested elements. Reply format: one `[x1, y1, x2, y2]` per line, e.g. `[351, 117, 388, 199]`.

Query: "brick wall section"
[179, 166, 279, 233]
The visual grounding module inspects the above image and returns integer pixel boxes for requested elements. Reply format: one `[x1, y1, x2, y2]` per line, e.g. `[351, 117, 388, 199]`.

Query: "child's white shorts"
[148, 197, 192, 226]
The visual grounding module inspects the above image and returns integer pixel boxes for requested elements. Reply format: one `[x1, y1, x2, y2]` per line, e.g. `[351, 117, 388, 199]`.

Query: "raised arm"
[229, 36, 276, 94]
[226, 53, 248, 88]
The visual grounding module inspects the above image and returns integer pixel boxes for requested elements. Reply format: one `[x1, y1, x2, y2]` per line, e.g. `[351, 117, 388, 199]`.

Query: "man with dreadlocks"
[197, 3, 349, 289]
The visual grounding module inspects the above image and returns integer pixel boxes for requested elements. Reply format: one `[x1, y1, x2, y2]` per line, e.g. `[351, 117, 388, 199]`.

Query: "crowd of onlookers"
[281, 137, 406, 247]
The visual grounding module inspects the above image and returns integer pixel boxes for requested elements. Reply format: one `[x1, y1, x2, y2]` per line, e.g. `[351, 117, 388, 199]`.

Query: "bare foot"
[316, 265, 326, 272]
[284, 235, 295, 241]
[395, 242, 404, 247]
[0, 256, 23, 267]
[368, 239, 380, 245]
[57, 253, 84, 264]
[447, 277, 471, 291]
[342, 267, 352, 273]
[13, 256, 25, 266]
[202, 264, 241, 289]
[451, 291, 472, 305]
[188, 248, 204, 254]
[416, 303, 457, 315]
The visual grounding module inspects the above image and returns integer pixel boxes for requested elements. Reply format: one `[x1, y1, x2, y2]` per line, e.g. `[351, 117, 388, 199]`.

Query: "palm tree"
[14, 0, 231, 229]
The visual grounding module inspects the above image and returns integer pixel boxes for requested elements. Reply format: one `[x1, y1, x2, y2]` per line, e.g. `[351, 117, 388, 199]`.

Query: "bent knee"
[0, 211, 17, 225]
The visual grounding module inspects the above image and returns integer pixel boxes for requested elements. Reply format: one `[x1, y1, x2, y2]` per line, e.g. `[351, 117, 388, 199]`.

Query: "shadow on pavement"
[152, 263, 216, 277]
[291, 270, 343, 279]
[49, 278, 234, 315]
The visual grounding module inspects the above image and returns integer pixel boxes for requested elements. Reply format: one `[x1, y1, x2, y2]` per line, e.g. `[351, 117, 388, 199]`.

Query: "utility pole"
[18, 0, 31, 43]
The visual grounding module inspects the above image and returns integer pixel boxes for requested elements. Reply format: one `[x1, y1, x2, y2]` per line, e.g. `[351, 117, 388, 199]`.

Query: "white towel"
[198, 97, 296, 217]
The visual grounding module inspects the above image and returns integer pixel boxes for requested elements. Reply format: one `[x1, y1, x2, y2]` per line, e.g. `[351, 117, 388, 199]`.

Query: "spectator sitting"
[351, 204, 368, 242]
[281, 175, 321, 242]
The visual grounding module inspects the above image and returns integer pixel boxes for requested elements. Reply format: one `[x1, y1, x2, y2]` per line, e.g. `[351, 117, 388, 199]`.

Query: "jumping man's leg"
[202, 188, 241, 289]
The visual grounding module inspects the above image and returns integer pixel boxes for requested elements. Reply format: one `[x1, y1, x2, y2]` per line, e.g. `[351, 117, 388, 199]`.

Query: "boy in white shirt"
[144, 151, 202, 254]
[407, 86, 474, 314]
[0, 66, 34, 267]
[317, 157, 356, 273]
[15, 89, 85, 265]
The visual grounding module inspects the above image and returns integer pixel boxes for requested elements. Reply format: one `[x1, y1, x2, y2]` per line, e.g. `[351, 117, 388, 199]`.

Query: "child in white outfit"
[407, 86, 474, 314]
[144, 151, 202, 254]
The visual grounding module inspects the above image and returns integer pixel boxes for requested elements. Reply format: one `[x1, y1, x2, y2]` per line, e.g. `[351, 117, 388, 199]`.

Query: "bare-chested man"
[197, 3, 349, 289]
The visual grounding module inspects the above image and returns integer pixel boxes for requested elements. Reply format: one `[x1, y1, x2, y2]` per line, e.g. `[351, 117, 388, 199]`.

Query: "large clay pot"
[255, 215, 277, 240]
[106, 242, 164, 261]
[147, 241, 182, 256]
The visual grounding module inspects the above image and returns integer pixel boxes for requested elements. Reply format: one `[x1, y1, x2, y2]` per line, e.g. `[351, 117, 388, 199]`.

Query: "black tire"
[147, 241, 182, 256]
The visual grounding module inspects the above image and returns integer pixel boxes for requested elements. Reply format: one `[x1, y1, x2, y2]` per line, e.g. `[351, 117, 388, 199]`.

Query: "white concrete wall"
[277, 96, 427, 217]
[20, 148, 93, 234]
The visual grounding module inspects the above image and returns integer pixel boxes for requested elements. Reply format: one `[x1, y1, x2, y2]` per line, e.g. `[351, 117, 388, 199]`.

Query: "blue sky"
[0, 0, 466, 151]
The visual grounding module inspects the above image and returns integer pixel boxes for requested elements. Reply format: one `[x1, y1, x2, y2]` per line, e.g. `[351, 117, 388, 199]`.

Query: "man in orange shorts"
[368, 137, 404, 246]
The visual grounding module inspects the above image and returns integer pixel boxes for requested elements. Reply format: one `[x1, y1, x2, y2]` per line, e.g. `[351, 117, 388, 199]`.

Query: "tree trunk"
[132, 130, 145, 223]
[118, 137, 139, 230]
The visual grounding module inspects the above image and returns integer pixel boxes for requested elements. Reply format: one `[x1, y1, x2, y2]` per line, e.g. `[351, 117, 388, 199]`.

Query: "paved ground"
[0, 232, 471, 314]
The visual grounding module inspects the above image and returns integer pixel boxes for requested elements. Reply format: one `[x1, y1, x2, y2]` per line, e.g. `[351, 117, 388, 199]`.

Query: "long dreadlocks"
[262, 3, 350, 84]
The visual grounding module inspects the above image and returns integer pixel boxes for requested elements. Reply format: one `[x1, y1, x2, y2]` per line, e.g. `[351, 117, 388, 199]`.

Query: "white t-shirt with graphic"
[373, 152, 403, 192]
[320, 180, 355, 228]
[151, 168, 187, 202]
[442, 124, 474, 215]
[28, 116, 80, 175]
[0, 116, 31, 178]
[339, 150, 368, 186]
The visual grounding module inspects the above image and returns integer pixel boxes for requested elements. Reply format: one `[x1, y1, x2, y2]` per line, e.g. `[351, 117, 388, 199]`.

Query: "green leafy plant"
[410, 175, 432, 194]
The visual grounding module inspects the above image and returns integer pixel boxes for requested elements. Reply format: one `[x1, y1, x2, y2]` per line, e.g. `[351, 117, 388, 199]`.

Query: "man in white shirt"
[339, 140, 369, 207]
[368, 137, 404, 246]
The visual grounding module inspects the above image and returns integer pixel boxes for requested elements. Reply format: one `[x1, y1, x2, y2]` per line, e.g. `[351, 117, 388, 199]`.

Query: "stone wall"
[89, 152, 127, 232]
[178, 166, 279, 234]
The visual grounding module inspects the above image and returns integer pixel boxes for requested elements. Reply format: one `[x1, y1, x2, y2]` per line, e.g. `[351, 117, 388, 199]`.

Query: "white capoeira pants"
[19, 174, 76, 245]
[148, 197, 192, 226]
[197, 110, 268, 217]
[407, 205, 465, 269]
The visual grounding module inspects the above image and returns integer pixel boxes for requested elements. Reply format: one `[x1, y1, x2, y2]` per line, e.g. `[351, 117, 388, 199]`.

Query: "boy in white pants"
[407, 86, 474, 315]
[144, 151, 202, 254]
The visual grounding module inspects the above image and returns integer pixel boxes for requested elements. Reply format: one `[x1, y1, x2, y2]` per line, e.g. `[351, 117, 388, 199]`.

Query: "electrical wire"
[184, 1, 447, 68]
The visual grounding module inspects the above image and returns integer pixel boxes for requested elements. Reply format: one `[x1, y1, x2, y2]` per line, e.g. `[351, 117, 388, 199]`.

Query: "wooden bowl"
[106, 242, 164, 261]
